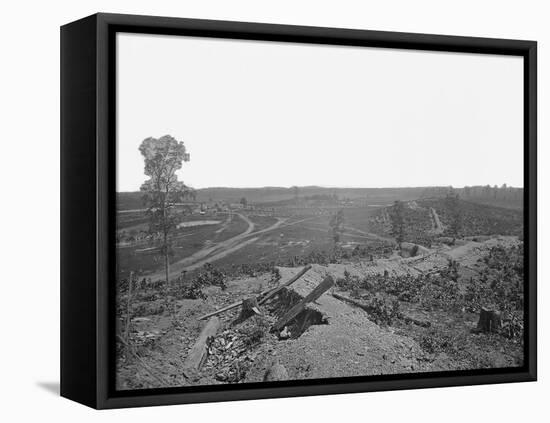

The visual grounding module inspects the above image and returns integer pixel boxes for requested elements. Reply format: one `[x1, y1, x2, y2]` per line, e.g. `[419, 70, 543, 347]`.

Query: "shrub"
[362, 294, 400, 326]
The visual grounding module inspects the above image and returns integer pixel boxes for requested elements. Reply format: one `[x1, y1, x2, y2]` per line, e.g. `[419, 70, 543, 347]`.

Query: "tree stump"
[232, 297, 262, 325]
[476, 307, 502, 333]
[271, 276, 334, 332]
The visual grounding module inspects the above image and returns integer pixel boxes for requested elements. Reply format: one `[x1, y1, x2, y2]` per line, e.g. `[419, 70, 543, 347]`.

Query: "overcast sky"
[116, 32, 523, 192]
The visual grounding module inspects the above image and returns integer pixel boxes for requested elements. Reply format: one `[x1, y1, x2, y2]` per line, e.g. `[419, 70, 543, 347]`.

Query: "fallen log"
[197, 264, 312, 320]
[400, 314, 431, 328]
[332, 292, 369, 311]
[259, 265, 312, 305]
[183, 316, 221, 376]
[272, 275, 334, 332]
[198, 300, 244, 321]
[332, 293, 431, 328]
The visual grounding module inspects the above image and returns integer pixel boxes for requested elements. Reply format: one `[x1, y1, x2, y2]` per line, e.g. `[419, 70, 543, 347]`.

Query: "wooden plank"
[197, 300, 244, 321]
[183, 316, 221, 374]
[272, 275, 334, 332]
[259, 265, 312, 305]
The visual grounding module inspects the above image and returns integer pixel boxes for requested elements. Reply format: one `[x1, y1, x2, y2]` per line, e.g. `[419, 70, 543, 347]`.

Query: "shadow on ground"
[36, 381, 60, 396]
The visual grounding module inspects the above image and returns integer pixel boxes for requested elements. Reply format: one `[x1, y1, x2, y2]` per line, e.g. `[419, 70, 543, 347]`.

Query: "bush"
[500, 310, 523, 341]
[419, 329, 459, 355]
[362, 294, 400, 326]
[197, 263, 227, 290]
[168, 263, 228, 300]
[172, 278, 207, 300]
[335, 270, 374, 293]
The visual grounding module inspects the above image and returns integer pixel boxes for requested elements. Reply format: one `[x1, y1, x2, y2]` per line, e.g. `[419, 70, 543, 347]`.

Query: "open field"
[116, 205, 396, 280]
[115, 191, 525, 390]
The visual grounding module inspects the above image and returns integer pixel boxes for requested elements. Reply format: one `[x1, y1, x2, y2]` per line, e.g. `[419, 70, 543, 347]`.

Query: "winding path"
[148, 213, 255, 280]
[148, 213, 304, 280]
[430, 207, 444, 234]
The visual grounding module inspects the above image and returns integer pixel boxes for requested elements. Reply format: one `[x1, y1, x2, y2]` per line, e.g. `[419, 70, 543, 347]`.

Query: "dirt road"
[430, 207, 444, 234]
[344, 225, 396, 244]
[147, 213, 255, 280]
[148, 214, 296, 280]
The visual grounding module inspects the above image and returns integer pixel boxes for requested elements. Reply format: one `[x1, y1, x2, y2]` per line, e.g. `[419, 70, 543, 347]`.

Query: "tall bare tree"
[139, 135, 190, 284]
[390, 200, 405, 246]
[445, 192, 462, 238]
[329, 209, 345, 248]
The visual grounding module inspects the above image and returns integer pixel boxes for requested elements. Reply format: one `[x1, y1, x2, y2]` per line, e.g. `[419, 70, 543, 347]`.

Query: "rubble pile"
[203, 317, 276, 382]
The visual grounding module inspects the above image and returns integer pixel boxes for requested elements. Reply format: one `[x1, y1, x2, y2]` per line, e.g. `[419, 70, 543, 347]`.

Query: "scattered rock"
[279, 327, 291, 340]
[263, 362, 289, 381]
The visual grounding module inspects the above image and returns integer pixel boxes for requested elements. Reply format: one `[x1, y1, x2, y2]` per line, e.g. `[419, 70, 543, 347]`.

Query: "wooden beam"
[332, 292, 369, 311]
[183, 316, 221, 375]
[272, 275, 334, 332]
[197, 300, 243, 321]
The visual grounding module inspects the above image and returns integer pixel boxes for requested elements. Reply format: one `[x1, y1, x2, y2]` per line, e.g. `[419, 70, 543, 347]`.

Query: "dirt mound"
[244, 266, 431, 381]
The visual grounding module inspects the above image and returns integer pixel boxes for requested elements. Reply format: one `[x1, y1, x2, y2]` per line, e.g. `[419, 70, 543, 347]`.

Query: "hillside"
[118, 185, 524, 211]
[118, 186, 432, 210]
[369, 197, 523, 247]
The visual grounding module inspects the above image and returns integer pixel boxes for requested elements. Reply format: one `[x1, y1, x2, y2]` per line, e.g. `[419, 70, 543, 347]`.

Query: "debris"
[214, 359, 249, 383]
[272, 275, 334, 332]
[279, 327, 291, 339]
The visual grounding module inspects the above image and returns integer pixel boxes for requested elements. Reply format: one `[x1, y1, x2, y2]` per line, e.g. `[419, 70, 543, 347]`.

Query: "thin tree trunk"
[125, 271, 134, 342]
[162, 201, 170, 285]
[164, 231, 170, 285]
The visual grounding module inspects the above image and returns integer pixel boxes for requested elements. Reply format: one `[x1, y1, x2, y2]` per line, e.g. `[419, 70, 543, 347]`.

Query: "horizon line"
[116, 183, 524, 193]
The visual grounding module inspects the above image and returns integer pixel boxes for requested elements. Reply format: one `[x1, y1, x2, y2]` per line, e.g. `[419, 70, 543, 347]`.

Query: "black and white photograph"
[114, 32, 527, 390]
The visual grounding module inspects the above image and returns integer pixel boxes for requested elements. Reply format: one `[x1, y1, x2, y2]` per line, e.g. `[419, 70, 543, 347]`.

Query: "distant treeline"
[421, 185, 523, 210]
[116, 186, 429, 211]
[116, 185, 523, 211]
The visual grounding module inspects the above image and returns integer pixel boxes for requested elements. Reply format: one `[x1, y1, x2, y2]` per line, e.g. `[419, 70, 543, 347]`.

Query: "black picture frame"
[60, 12, 537, 409]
